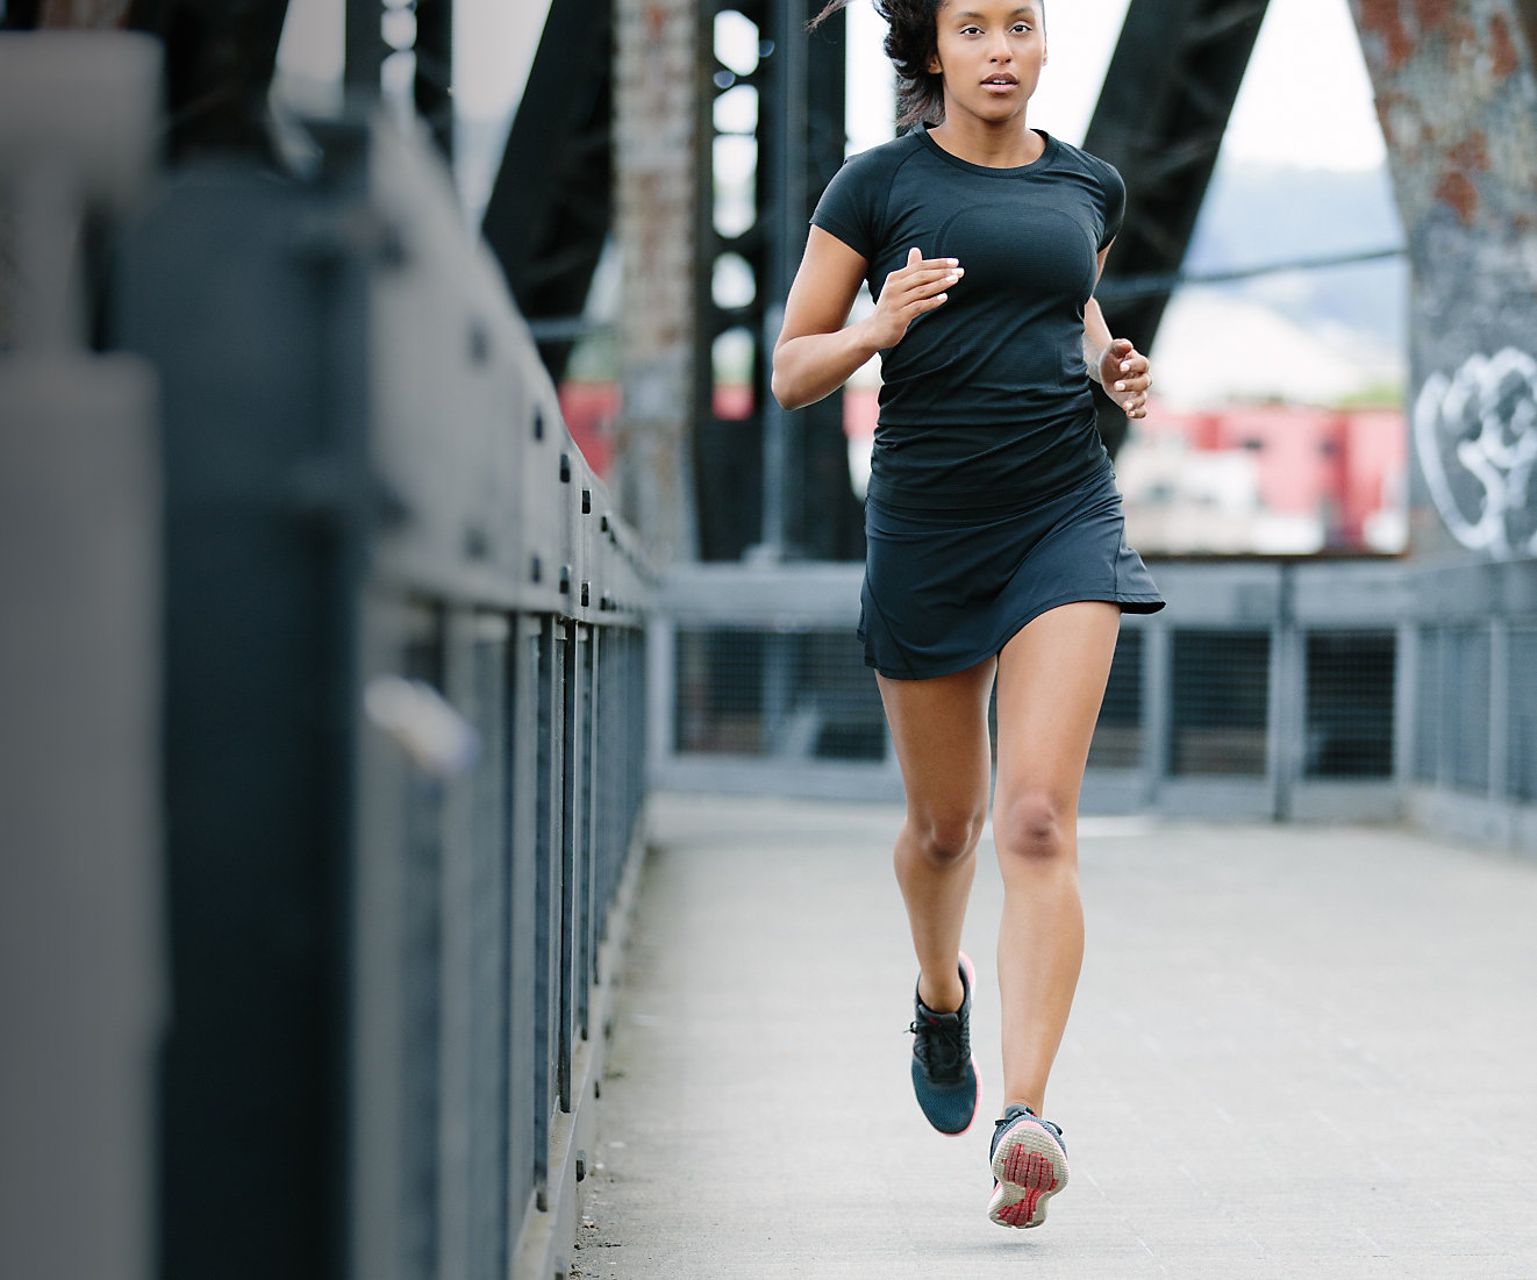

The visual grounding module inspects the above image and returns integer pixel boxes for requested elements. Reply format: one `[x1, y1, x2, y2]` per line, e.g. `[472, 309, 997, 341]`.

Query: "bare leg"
[876, 658, 996, 1014]
[992, 601, 1121, 1116]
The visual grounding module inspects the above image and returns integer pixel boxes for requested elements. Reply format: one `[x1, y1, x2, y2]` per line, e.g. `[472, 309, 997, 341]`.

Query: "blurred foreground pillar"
[1349, 1, 1537, 560]
[0, 31, 163, 1280]
[611, 0, 699, 565]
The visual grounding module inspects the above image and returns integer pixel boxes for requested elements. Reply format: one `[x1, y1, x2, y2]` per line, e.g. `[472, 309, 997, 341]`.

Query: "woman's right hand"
[862, 247, 962, 349]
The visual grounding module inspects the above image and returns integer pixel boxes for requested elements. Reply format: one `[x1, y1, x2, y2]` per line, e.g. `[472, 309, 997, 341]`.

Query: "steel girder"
[125, 0, 292, 157]
[481, 0, 614, 383]
[693, 0, 856, 562]
[1083, 0, 1270, 458]
[1348, 0, 1537, 560]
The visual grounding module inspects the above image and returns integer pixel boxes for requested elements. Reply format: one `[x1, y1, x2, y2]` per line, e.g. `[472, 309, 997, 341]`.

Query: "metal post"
[1268, 565, 1299, 820]
[414, 0, 452, 160]
[1393, 619, 1418, 795]
[0, 33, 162, 1280]
[756, 0, 808, 560]
[1142, 621, 1171, 807]
[1490, 614, 1510, 802]
[345, 0, 383, 96]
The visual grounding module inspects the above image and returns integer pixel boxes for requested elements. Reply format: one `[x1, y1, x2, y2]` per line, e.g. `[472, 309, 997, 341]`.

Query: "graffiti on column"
[1412, 347, 1537, 557]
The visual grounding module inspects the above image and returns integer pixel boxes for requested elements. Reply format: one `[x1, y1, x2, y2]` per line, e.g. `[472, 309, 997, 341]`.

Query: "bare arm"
[1081, 238, 1151, 418]
[1082, 242, 1115, 382]
[771, 229, 961, 411]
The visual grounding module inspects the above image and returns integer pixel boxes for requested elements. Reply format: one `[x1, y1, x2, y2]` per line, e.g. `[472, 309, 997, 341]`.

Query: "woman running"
[772, 0, 1166, 1230]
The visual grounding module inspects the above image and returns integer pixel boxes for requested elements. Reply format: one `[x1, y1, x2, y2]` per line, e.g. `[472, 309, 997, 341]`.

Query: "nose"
[988, 31, 1013, 62]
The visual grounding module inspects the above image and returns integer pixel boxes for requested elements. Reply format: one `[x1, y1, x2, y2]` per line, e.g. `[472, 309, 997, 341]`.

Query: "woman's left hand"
[1099, 337, 1151, 418]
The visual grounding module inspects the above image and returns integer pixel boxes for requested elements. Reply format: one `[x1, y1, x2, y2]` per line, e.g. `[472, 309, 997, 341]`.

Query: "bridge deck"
[576, 796, 1537, 1279]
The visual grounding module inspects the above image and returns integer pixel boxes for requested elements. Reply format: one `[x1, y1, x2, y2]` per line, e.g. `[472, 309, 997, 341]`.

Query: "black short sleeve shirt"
[810, 125, 1126, 506]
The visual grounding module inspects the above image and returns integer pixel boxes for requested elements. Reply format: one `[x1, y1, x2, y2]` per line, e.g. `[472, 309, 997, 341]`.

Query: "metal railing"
[108, 106, 652, 1280]
[651, 554, 1537, 856]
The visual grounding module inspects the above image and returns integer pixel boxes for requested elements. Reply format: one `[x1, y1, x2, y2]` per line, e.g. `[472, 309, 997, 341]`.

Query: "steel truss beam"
[125, 0, 292, 157]
[1083, 0, 1270, 459]
[481, 0, 614, 382]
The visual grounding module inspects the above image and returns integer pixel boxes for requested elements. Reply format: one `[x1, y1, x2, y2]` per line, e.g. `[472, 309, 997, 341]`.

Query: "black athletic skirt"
[858, 457, 1166, 680]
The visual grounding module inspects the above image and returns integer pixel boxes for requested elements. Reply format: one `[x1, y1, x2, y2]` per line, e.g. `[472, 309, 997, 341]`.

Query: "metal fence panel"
[1447, 626, 1492, 794]
[651, 557, 1537, 849]
[1087, 628, 1144, 771]
[1169, 629, 1271, 777]
[1302, 631, 1396, 779]
[109, 110, 653, 1280]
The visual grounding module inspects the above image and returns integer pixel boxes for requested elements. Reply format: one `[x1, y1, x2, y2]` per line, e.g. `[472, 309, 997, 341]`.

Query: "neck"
[927, 109, 1041, 169]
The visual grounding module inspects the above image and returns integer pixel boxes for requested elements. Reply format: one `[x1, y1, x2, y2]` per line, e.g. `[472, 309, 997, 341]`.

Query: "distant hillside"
[1182, 161, 1408, 351]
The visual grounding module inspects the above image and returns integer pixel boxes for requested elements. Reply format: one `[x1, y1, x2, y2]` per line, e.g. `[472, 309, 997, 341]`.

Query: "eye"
[1012, 22, 1032, 32]
[960, 24, 982, 35]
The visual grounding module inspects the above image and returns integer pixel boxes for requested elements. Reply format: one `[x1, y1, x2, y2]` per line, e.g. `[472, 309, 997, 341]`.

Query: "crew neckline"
[916, 124, 1057, 177]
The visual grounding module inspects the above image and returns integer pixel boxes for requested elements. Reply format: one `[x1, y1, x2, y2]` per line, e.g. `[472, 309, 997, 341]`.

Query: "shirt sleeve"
[809, 149, 884, 261]
[1097, 160, 1126, 253]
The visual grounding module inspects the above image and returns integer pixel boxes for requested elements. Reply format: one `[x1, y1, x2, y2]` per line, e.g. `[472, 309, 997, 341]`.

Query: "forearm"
[1082, 296, 1113, 385]
[771, 319, 882, 411]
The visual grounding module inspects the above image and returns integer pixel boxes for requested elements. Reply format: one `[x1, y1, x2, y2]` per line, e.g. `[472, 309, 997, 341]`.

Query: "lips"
[982, 75, 1017, 85]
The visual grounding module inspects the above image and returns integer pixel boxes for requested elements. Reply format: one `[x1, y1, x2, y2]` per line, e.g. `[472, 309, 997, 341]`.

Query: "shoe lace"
[906, 1010, 968, 1083]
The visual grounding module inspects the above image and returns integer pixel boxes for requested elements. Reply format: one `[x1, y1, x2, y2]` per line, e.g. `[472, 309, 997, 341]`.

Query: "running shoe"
[987, 1102, 1069, 1229]
[905, 951, 980, 1135]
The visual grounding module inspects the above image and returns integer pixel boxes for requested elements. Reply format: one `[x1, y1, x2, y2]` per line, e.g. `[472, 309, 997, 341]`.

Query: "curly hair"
[808, 0, 1045, 130]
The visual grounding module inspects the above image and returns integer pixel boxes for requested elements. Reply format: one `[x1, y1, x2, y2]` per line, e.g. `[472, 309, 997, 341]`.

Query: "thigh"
[877, 658, 996, 820]
[994, 601, 1122, 807]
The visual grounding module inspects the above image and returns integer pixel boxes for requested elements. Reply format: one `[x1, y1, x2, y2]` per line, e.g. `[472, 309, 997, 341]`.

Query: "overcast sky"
[279, 0, 1387, 172]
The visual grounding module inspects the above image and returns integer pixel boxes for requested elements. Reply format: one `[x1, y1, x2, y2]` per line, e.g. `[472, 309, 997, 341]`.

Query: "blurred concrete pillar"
[1348, 1, 1537, 560]
[612, 0, 698, 565]
[0, 31, 163, 1280]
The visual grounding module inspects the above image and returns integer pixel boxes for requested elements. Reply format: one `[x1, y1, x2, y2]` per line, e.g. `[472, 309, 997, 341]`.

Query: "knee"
[993, 790, 1073, 864]
[906, 808, 985, 867]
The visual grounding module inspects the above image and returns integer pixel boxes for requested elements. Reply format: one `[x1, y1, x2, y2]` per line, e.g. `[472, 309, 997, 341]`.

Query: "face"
[928, 0, 1046, 124]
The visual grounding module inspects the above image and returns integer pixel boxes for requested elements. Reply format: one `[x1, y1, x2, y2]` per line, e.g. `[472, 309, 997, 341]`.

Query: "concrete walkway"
[573, 795, 1537, 1279]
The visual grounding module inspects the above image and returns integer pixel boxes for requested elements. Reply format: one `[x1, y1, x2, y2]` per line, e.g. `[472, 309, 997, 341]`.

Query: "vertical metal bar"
[466, 612, 508, 1280]
[1394, 620, 1417, 795]
[436, 612, 475, 1280]
[414, 0, 453, 160]
[399, 612, 445, 1279]
[577, 624, 596, 1037]
[532, 614, 562, 1200]
[758, 0, 808, 557]
[558, 620, 581, 1113]
[344, 0, 384, 94]
[630, 629, 644, 845]
[1435, 624, 1450, 792]
[508, 616, 541, 1226]
[1269, 566, 1298, 819]
[587, 628, 605, 988]
[1142, 621, 1171, 807]
[1490, 615, 1509, 802]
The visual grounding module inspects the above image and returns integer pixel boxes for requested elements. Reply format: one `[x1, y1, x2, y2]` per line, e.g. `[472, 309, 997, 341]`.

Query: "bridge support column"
[612, 0, 700, 565]
[1348, 0, 1537, 560]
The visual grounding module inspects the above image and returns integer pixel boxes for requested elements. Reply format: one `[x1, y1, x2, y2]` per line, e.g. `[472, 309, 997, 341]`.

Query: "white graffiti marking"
[1412, 347, 1537, 558]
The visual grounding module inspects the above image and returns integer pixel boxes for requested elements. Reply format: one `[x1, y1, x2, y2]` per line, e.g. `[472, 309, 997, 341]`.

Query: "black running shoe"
[906, 951, 981, 1135]
[987, 1102, 1069, 1229]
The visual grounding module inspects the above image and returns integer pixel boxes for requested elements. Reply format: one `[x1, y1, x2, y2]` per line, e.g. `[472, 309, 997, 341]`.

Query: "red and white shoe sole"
[987, 1117, 1069, 1229]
